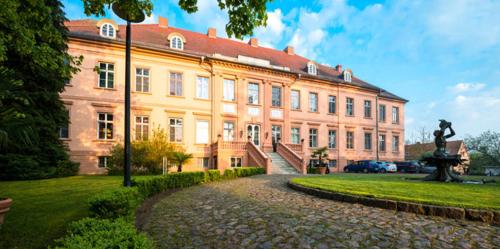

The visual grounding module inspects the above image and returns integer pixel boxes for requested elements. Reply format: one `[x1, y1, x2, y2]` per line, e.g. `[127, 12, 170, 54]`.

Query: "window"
[169, 72, 182, 96]
[346, 97, 354, 116]
[309, 93, 318, 112]
[169, 118, 183, 142]
[379, 104, 386, 122]
[344, 71, 352, 82]
[100, 23, 115, 38]
[223, 79, 235, 101]
[135, 68, 150, 92]
[307, 62, 317, 75]
[309, 128, 318, 148]
[199, 157, 210, 168]
[135, 116, 149, 141]
[248, 83, 259, 104]
[328, 130, 336, 149]
[392, 106, 399, 124]
[309, 159, 320, 167]
[328, 96, 336, 114]
[97, 113, 113, 140]
[291, 90, 300, 110]
[291, 128, 301, 144]
[364, 132, 372, 150]
[346, 131, 354, 149]
[392, 135, 399, 152]
[98, 156, 109, 168]
[170, 36, 183, 50]
[271, 86, 282, 107]
[364, 100, 371, 118]
[379, 134, 386, 152]
[196, 76, 209, 99]
[231, 157, 242, 168]
[98, 62, 114, 88]
[59, 109, 69, 139]
[195, 120, 209, 144]
[328, 160, 337, 168]
[223, 121, 235, 141]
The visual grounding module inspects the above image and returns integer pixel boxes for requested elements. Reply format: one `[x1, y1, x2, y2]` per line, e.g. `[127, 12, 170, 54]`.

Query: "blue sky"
[63, 0, 500, 141]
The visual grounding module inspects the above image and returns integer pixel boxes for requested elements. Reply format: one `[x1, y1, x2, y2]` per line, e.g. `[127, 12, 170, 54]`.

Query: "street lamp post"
[112, 3, 145, 187]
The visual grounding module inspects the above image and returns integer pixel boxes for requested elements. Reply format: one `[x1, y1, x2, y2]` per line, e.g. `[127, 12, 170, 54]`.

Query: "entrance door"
[271, 125, 281, 152]
[247, 124, 261, 146]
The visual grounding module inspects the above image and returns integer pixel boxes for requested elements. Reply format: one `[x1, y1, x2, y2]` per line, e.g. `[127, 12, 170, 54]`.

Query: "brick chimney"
[335, 64, 343, 73]
[158, 16, 168, 28]
[284, 45, 294, 55]
[207, 27, 217, 38]
[249, 38, 258, 47]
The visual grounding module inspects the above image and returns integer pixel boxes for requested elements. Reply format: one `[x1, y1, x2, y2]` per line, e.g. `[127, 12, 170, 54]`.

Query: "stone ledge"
[287, 181, 498, 225]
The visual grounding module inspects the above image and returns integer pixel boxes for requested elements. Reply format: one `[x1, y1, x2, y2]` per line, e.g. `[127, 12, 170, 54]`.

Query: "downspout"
[337, 82, 340, 172]
[376, 89, 380, 161]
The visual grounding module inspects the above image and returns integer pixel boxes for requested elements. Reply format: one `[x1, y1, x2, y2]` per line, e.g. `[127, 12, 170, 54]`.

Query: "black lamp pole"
[112, 3, 145, 187]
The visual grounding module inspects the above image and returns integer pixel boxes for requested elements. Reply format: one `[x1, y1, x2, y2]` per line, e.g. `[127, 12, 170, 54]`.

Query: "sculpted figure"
[433, 120, 455, 157]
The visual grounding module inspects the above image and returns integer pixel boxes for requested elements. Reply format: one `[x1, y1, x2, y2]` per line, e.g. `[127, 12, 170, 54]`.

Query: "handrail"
[247, 141, 271, 174]
[277, 142, 307, 174]
[285, 143, 303, 155]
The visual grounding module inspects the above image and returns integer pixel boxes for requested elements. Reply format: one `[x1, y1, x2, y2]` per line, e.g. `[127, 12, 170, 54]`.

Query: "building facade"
[63, 17, 407, 174]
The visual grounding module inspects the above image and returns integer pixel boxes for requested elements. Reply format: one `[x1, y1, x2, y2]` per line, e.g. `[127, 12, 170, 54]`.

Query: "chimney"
[283, 45, 294, 55]
[335, 64, 343, 73]
[158, 16, 168, 28]
[249, 38, 258, 47]
[207, 27, 217, 38]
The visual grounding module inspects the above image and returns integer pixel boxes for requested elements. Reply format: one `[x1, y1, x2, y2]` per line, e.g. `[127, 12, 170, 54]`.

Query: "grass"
[0, 175, 151, 249]
[291, 173, 500, 210]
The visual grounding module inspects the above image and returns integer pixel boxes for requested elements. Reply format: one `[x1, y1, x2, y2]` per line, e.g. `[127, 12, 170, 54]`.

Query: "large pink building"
[62, 17, 407, 174]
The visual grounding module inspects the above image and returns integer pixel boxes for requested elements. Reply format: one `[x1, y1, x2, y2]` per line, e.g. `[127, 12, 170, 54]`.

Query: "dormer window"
[100, 23, 116, 38]
[170, 36, 183, 50]
[307, 62, 317, 75]
[344, 71, 352, 82]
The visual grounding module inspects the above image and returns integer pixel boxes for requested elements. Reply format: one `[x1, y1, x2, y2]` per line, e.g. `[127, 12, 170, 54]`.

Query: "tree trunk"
[177, 163, 182, 172]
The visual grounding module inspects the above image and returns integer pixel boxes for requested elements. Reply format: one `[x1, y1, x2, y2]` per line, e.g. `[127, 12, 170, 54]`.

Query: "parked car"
[376, 161, 398, 173]
[394, 161, 422, 173]
[344, 160, 382, 173]
[420, 165, 437, 174]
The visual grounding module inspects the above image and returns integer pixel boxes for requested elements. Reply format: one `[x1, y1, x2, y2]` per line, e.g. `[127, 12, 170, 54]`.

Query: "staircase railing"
[247, 141, 271, 174]
[277, 142, 307, 174]
[285, 143, 303, 155]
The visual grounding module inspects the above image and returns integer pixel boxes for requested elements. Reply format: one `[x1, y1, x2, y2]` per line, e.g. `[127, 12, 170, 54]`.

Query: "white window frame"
[98, 156, 109, 168]
[379, 104, 386, 122]
[100, 23, 116, 38]
[291, 127, 300, 144]
[392, 106, 399, 124]
[230, 157, 242, 168]
[223, 121, 235, 141]
[328, 130, 336, 149]
[291, 90, 300, 110]
[392, 135, 399, 152]
[307, 62, 317, 75]
[344, 71, 352, 82]
[135, 68, 150, 93]
[97, 113, 113, 140]
[271, 86, 282, 107]
[328, 95, 336, 114]
[98, 62, 114, 89]
[309, 92, 318, 112]
[364, 132, 372, 150]
[169, 118, 183, 142]
[59, 109, 70, 139]
[196, 120, 209, 144]
[223, 79, 235, 101]
[170, 36, 184, 50]
[309, 128, 318, 148]
[248, 82, 259, 104]
[364, 100, 371, 118]
[379, 134, 386, 152]
[169, 72, 183, 96]
[135, 115, 149, 141]
[196, 76, 209, 99]
[346, 97, 354, 116]
[346, 131, 354, 149]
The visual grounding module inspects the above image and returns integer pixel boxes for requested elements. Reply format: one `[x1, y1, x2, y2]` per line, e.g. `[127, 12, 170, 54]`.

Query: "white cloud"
[449, 82, 486, 93]
[253, 9, 287, 48]
[141, 13, 156, 24]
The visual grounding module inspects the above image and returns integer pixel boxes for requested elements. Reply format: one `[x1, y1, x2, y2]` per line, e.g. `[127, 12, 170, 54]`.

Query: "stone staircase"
[267, 152, 299, 174]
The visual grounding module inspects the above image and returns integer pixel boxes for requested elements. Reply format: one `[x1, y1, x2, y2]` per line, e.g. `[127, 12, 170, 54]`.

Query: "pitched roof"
[405, 140, 465, 160]
[65, 19, 407, 102]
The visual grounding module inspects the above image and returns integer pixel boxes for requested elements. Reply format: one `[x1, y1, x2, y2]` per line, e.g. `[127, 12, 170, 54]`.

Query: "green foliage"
[53, 217, 154, 249]
[83, 0, 272, 39]
[419, 151, 434, 160]
[205, 169, 222, 182]
[465, 131, 500, 165]
[132, 172, 206, 198]
[469, 152, 497, 175]
[311, 146, 329, 168]
[107, 127, 178, 175]
[233, 167, 265, 177]
[0, 0, 82, 180]
[307, 167, 320, 174]
[223, 169, 237, 179]
[88, 187, 143, 219]
[171, 151, 193, 172]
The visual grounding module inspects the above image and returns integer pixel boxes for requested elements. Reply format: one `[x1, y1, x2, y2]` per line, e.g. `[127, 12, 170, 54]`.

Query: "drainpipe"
[337, 82, 340, 172]
[376, 89, 380, 161]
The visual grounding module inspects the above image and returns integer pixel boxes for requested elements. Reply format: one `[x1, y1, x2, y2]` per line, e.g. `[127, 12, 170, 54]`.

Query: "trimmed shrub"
[205, 170, 222, 182]
[234, 167, 265, 177]
[307, 167, 320, 174]
[132, 172, 206, 198]
[53, 217, 154, 249]
[88, 187, 143, 219]
[223, 169, 237, 179]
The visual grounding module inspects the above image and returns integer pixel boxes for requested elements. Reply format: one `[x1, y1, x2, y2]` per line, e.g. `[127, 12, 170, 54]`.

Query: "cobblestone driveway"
[142, 175, 499, 249]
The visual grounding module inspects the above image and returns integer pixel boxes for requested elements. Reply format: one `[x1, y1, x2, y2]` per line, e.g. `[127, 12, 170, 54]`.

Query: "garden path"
[142, 175, 499, 249]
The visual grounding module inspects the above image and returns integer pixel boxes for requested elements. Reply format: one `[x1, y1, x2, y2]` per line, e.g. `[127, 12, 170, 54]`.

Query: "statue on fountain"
[422, 120, 463, 182]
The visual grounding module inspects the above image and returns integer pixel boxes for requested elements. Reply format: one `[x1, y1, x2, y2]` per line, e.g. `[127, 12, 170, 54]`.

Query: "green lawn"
[0, 175, 149, 249]
[291, 174, 500, 210]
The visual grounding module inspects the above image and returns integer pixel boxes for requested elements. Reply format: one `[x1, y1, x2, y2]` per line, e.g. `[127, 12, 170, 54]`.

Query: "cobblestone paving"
[143, 175, 500, 249]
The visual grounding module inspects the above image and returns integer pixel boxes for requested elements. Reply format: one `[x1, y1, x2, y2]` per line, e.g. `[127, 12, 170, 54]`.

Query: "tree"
[82, 0, 272, 39]
[465, 131, 500, 166]
[0, 0, 82, 180]
[171, 151, 193, 172]
[311, 146, 330, 173]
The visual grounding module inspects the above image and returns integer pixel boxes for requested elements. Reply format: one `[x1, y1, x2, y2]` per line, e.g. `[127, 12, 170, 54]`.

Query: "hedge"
[53, 218, 154, 249]
[234, 167, 266, 177]
[205, 169, 222, 182]
[132, 172, 206, 198]
[88, 187, 143, 219]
